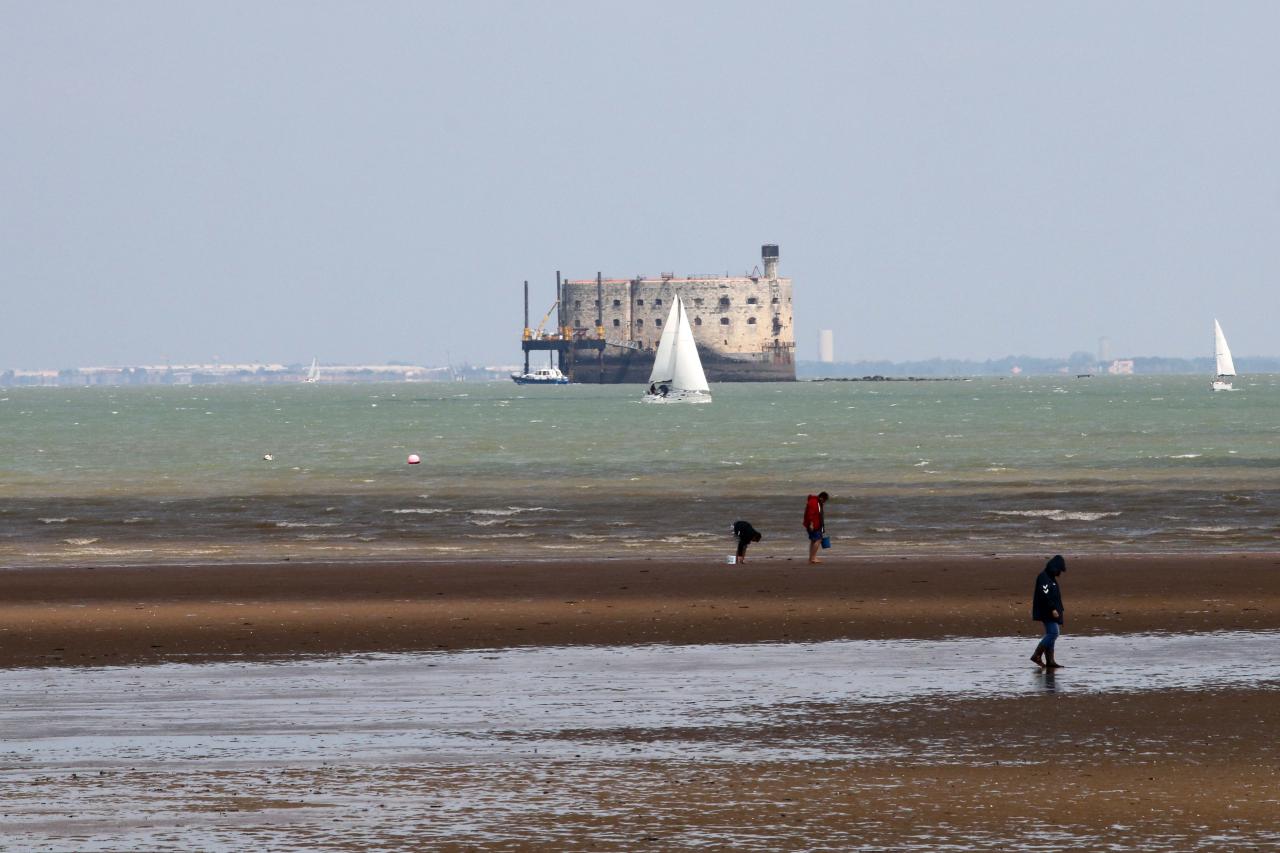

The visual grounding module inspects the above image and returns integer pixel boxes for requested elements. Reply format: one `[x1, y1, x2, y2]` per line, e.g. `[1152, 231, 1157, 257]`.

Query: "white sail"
[1213, 319, 1236, 377]
[648, 301, 679, 385]
[644, 295, 711, 402]
[669, 297, 710, 393]
[306, 357, 320, 383]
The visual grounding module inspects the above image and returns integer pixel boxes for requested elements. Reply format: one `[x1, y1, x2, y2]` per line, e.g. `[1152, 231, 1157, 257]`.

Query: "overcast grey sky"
[3, 2, 1277, 367]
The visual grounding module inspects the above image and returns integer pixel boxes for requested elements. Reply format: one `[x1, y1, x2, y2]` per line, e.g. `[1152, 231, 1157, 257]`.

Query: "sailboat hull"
[641, 389, 712, 404]
[1212, 380, 1233, 392]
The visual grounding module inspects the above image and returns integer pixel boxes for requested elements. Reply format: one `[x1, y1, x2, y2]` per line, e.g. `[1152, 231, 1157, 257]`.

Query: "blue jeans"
[1040, 620, 1060, 649]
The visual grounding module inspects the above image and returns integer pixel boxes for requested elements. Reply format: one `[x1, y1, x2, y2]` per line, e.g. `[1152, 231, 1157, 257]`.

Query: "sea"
[2, 376, 1278, 566]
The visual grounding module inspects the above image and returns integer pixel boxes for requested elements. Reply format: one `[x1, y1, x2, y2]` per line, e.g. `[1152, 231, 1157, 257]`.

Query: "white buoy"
[263, 453, 274, 461]
[407, 454, 421, 465]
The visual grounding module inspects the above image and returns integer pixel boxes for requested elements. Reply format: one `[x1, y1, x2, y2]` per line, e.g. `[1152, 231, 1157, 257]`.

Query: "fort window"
[719, 297, 730, 307]
[636, 299, 644, 305]
[612, 299, 621, 307]
[655, 318, 663, 327]
[694, 297, 703, 306]
[747, 317, 757, 325]
[612, 318, 620, 327]
[593, 299, 599, 307]
[655, 298, 663, 306]
[720, 317, 730, 325]
[636, 319, 644, 327]
[747, 297, 758, 305]
[771, 297, 780, 304]
[574, 300, 581, 308]
[694, 317, 702, 326]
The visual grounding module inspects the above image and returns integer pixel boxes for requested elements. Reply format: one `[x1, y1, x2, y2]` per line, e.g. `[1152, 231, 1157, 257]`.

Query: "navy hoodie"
[1031, 570, 1064, 624]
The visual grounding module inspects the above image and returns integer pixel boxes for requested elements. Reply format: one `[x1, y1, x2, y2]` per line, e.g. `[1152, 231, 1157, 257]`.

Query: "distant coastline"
[6, 354, 1280, 386]
[0, 362, 516, 387]
[799, 354, 1280, 379]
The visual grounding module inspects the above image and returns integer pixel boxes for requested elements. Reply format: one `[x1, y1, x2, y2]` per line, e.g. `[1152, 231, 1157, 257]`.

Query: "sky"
[2, 1, 1278, 367]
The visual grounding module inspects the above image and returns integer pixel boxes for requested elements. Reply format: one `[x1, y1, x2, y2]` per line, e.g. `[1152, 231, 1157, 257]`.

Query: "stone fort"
[522, 245, 796, 383]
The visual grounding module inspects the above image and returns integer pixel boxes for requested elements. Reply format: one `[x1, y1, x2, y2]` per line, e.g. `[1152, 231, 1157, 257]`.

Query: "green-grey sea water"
[2, 377, 1278, 565]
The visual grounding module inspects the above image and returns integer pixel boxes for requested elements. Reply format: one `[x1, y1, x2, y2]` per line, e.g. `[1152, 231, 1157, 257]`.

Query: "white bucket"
[725, 555, 737, 565]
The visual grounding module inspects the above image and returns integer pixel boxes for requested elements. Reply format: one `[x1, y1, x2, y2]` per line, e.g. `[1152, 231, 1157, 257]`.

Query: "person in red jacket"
[803, 492, 829, 564]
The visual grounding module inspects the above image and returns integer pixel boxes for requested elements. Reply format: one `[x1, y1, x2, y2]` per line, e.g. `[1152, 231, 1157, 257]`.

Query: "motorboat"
[511, 366, 570, 385]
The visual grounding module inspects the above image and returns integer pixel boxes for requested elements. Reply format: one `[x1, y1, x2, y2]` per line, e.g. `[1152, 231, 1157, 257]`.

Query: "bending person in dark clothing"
[732, 520, 762, 563]
[1030, 554, 1067, 668]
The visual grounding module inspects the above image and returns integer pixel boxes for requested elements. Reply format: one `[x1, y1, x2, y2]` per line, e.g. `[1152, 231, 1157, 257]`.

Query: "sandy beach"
[2, 553, 1278, 668]
[3, 554, 1279, 850]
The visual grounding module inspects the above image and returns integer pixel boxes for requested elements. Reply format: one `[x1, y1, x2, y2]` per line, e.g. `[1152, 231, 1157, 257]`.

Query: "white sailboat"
[643, 295, 711, 404]
[305, 357, 320, 383]
[1212, 319, 1236, 392]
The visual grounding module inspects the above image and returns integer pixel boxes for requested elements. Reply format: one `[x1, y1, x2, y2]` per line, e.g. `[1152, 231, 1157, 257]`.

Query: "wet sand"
[3, 633, 1279, 850]
[3, 553, 1279, 850]
[2, 553, 1279, 668]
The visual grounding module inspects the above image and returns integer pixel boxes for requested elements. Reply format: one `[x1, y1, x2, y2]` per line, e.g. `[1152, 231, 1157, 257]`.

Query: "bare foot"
[1030, 654, 1045, 667]
[1046, 662, 1063, 669]
[808, 559, 822, 564]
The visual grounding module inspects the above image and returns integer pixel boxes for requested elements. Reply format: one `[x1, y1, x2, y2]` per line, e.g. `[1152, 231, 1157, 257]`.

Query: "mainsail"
[1213, 319, 1236, 377]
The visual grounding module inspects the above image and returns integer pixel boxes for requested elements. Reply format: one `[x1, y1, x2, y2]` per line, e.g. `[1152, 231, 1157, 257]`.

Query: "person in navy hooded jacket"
[1030, 555, 1067, 668]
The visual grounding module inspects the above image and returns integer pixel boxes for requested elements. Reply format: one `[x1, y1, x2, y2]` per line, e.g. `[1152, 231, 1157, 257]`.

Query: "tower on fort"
[520, 245, 796, 383]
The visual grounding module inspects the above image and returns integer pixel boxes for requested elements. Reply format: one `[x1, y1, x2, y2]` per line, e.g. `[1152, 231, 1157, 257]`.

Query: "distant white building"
[1108, 359, 1135, 375]
[818, 329, 834, 363]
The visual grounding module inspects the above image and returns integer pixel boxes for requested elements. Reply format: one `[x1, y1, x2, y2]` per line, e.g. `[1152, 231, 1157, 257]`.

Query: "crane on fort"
[523, 299, 560, 341]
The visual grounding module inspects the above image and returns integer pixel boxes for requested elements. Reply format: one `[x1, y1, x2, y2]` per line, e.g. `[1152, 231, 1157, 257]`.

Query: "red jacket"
[803, 495, 824, 531]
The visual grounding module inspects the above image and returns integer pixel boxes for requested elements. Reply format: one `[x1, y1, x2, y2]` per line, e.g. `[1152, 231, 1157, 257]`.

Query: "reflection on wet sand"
[2, 632, 1278, 851]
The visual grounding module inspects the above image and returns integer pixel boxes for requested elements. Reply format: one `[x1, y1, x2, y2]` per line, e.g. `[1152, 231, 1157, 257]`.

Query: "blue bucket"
[820, 536, 831, 549]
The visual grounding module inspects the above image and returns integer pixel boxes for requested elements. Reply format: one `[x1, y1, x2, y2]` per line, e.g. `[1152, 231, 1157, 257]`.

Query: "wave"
[467, 506, 557, 516]
[274, 521, 340, 528]
[39, 517, 72, 524]
[988, 509, 1121, 522]
[63, 537, 99, 546]
[386, 508, 451, 515]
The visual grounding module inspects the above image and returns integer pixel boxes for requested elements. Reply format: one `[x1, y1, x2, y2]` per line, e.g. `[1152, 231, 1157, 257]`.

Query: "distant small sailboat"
[305, 357, 320, 383]
[643, 295, 711, 404]
[1211, 319, 1236, 392]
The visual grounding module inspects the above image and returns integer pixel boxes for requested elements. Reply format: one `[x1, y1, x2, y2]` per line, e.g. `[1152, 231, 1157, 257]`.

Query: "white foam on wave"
[988, 509, 1121, 522]
[659, 532, 718, 544]
[386, 508, 450, 515]
[468, 506, 556, 516]
[39, 517, 72, 524]
[274, 521, 339, 528]
[62, 537, 99, 546]
[1169, 453, 1203, 459]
